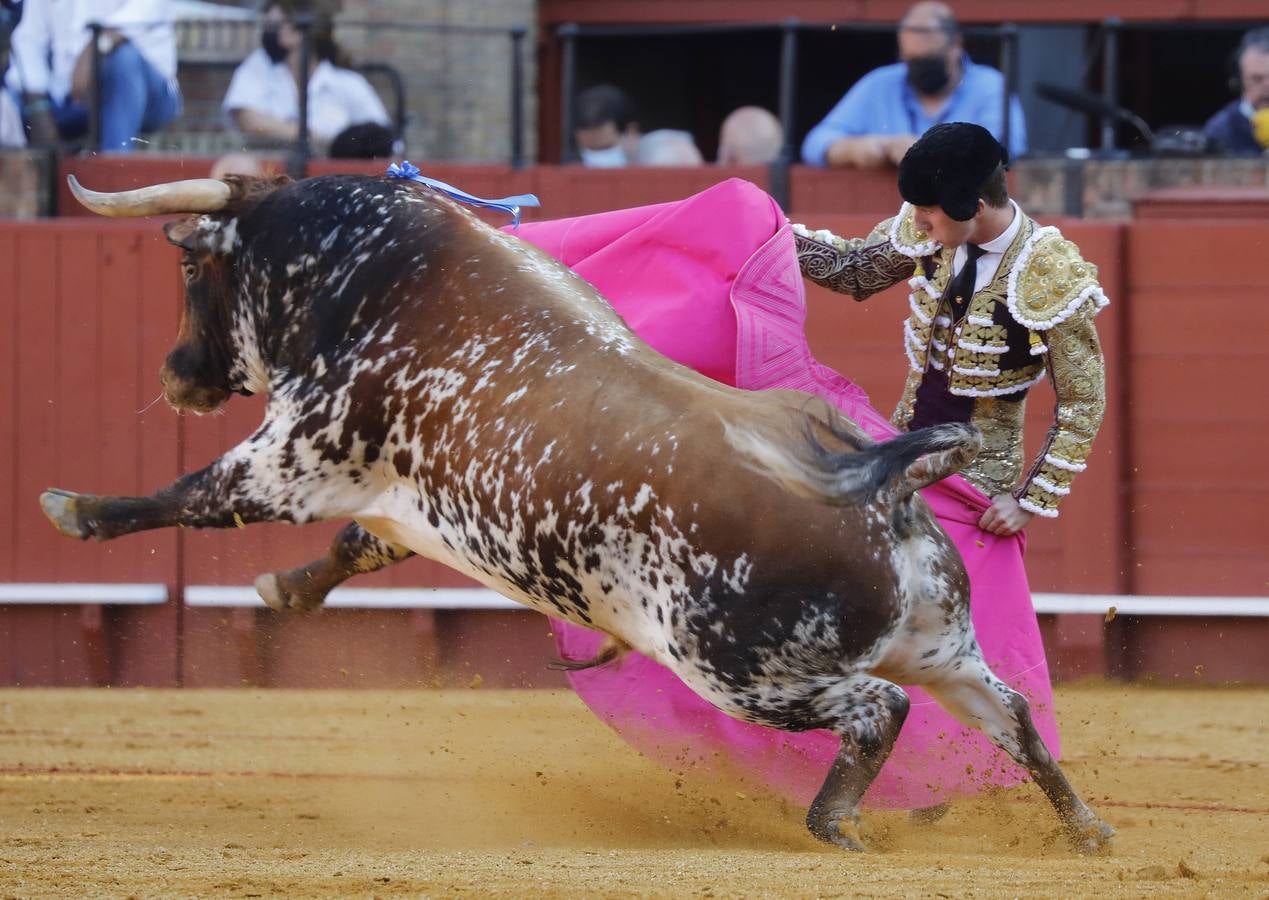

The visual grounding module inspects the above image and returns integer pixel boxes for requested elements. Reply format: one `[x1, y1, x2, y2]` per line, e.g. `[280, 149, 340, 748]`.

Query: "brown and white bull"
[42, 173, 1113, 851]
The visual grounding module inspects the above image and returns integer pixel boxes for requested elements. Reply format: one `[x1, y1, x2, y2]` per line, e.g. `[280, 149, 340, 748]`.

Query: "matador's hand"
[978, 494, 1033, 536]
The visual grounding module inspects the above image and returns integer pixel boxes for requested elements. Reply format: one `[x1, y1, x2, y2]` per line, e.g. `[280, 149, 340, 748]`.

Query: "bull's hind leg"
[806, 675, 910, 850]
[255, 521, 415, 612]
[923, 654, 1115, 853]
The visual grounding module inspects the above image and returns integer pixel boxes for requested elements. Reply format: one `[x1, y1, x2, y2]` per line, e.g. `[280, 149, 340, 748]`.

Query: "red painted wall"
[6, 164, 1267, 686]
[0, 221, 181, 686]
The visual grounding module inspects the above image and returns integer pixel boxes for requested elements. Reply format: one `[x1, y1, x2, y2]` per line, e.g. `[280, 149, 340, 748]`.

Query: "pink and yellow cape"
[509, 179, 1058, 810]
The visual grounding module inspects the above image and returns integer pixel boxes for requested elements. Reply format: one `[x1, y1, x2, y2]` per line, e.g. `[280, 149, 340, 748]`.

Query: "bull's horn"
[67, 175, 232, 217]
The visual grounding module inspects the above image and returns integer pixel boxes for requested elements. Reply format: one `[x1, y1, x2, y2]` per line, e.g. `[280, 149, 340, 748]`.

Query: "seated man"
[222, 1, 391, 153]
[801, 1, 1025, 168]
[6, 0, 181, 152]
[1204, 27, 1269, 156]
[636, 127, 703, 166]
[572, 82, 702, 167]
[716, 105, 783, 166]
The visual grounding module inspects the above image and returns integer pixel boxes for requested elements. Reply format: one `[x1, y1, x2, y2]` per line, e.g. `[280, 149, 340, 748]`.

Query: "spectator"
[572, 82, 703, 167]
[637, 128, 703, 166]
[716, 105, 783, 165]
[1204, 27, 1269, 155]
[801, 1, 1025, 168]
[573, 83, 640, 167]
[5, 0, 181, 153]
[222, 1, 391, 153]
[0, 0, 24, 148]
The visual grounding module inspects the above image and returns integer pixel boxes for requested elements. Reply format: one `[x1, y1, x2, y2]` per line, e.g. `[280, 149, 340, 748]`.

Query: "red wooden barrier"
[0, 220, 181, 686]
[788, 165, 902, 216]
[7, 168, 1268, 686]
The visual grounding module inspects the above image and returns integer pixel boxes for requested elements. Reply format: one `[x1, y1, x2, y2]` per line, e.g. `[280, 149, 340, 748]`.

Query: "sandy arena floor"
[0, 682, 1265, 897]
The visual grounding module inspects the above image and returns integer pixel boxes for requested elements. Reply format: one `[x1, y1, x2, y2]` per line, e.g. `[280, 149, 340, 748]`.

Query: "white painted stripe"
[1033, 593, 1269, 617]
[0, 583, 168, 605]
[184, 585, 522, 610]
[7, 583, 1265, 617]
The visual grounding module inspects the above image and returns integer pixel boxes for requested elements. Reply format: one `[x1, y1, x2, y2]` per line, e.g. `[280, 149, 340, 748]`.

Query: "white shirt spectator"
[0, 89, 25, 147]
[222, 48, 390, 143]
[5, 0, 177, 101]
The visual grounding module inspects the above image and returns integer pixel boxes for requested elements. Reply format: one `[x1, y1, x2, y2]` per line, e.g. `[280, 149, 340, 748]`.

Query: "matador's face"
[911, 203, 978, 249]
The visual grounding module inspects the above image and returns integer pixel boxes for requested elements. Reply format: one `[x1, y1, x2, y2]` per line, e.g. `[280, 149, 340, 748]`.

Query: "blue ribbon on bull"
[386, 160, 540, 228]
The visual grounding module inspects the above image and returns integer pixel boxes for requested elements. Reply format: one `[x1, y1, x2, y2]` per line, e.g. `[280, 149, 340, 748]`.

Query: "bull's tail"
[726, 411, 981, 510]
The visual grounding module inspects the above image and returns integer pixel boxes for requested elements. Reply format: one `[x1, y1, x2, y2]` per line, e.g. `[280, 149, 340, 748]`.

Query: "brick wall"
[338, 0, 537, 163]
[138, 4, 536, 161]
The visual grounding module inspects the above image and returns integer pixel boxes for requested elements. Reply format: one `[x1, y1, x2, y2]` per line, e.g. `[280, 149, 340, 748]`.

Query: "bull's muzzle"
[159, 366, 231, 415]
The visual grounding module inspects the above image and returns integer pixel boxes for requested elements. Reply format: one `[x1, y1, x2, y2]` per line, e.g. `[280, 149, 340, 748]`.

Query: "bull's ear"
[164, 217, 201, 252]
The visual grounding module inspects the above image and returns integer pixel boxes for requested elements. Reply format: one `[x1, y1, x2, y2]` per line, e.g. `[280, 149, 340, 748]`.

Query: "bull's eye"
[181, 262, 197, 281]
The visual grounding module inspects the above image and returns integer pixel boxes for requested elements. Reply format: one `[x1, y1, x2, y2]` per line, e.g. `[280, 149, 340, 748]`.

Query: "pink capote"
[507, 178, 1059, 809]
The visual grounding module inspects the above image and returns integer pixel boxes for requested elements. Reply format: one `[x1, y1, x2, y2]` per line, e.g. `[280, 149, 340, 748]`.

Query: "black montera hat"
[897, 122, 1009, 221]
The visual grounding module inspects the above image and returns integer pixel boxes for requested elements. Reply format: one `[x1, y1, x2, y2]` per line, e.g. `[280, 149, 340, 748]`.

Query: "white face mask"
[579, 145, 628, 168]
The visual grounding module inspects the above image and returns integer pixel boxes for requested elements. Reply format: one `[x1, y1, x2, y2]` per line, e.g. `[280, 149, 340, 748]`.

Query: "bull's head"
[69, 175, 287, 414]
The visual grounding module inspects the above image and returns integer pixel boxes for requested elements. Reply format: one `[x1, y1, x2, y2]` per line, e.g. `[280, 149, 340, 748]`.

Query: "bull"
[42, 172, 1114, 852]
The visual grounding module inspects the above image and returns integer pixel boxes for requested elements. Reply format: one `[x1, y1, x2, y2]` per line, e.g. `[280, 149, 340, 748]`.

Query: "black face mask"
[261, 28, 287, 64]
[907, 55, 951, 96]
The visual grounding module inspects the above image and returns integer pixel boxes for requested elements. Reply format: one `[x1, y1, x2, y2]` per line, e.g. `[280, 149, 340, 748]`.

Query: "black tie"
[948, 244, 986, 319]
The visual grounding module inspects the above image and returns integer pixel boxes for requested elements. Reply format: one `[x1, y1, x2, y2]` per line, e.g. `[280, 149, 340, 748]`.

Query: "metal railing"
[557, 20, 1021, 208]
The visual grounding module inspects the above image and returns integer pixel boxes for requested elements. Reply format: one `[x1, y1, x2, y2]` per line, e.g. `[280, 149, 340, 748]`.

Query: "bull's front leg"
[254, 521, 415, 612]
[40, 423, 368, 542]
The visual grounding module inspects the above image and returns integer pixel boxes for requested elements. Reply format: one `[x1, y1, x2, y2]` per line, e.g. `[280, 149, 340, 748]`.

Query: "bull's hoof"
[1068, 818, 1116, 854]
[255, 573, 289, 611]
[40, 489, 91, 540]
[806, 812, 867, 852]
[254, 572, 326, 612]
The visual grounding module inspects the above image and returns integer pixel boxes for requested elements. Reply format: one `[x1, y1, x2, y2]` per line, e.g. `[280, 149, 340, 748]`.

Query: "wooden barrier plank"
[56, 231, 104, 585]
[1129, 292, 1268, 357]
[1132, 422, 1269, 484]
[1127, 221, 1265, 289]
[1134, 486, 1267, 553]
[788, 164, 901, 216]
[0, 230, 17, 581]
[13, 230, 61, 586]
[1131, 357, 1261, 426]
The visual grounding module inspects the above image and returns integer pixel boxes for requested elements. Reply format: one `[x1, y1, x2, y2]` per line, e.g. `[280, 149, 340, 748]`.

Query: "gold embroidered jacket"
[793, 203, 1108, 518]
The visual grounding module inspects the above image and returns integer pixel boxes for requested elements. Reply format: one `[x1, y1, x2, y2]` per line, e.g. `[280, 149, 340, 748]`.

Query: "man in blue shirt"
[802, 1, 1026, 168]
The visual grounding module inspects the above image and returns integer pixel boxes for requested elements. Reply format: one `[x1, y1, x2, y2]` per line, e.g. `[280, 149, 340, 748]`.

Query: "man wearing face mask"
[802, 1, 1026, 168]
[572, 82, 702, 167]
[1203, 27, 1269, 156]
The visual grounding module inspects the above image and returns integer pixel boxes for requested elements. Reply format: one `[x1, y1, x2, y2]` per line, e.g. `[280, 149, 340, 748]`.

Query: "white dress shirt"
[6, 0, 177, 101]
[950, 199, 1023, 294]
[222, 49, 390, 143]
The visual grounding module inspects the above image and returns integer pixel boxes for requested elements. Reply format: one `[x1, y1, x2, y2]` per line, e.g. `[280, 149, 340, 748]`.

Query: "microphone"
[1035, 82, 1155, 145]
